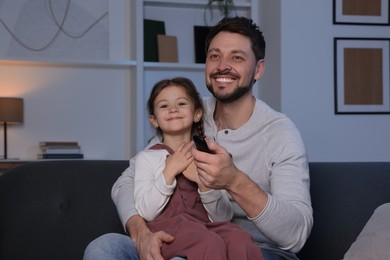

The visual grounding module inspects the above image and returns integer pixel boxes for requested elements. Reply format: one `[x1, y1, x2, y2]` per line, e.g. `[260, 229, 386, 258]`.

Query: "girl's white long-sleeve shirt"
[134, 148, 233, 222]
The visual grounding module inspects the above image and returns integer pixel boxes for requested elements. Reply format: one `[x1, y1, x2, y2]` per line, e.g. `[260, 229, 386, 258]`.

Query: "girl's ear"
[149, 115, 159, 128]
[193, 108, 203, 123]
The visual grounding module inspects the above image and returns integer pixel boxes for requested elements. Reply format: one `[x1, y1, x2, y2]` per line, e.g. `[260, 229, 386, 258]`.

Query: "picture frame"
[334, 38, 390, 114]
[333, 0, 390, 25]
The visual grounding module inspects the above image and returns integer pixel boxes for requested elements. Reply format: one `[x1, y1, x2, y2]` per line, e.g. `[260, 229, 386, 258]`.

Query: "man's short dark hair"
[205, 16, 266, 61]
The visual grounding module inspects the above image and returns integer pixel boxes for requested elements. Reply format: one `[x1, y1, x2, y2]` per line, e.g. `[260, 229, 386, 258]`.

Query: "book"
[38, 141, 82, 158]
[157, 34, 178, 62]
[38, 153, 84, 159]
[144, 19, 166, 62]
[39, 141, 79, 147]
[40, 146, 81, 154]
[194, 26, 211, 63]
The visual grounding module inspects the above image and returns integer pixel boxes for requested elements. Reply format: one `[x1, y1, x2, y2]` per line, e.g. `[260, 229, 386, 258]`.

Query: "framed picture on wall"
[333, 0, 390, 25]
[334, 38, 390, 114]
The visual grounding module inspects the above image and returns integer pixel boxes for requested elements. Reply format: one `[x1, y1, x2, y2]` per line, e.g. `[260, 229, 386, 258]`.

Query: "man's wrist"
[225, 169, 268, 218]
[126, 214, 151, 243]
[225, 167, 244, 192]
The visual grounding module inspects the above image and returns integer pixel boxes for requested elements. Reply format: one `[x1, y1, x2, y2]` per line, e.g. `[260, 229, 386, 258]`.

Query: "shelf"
[144, 62, 205, 71]
[0, 160, 29, 175]
[143, 0, 251, 9]
[0, 58, 137, 68]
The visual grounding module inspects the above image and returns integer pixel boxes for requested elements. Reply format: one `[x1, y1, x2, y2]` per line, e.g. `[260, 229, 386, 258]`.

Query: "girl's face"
[149, 85, 202, 137]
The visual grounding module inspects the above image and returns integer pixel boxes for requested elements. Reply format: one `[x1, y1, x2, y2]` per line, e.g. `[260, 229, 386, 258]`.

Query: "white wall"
[258, 0, 281, 111]
[0, 63, 132, 160]
[276, 1, 390, 162]
[1, 1, 389, 162]
[0, 0, 134, 160]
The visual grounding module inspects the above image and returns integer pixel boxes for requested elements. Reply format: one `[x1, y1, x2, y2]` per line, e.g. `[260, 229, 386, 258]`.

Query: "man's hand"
[192, 141, 268, 218]
[136, 230, 174, 260]
[127, 215, 174, 260]
[191, 140, 238, 190]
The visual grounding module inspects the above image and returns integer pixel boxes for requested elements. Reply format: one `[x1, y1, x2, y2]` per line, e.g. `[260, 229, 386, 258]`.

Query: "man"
[84, 17, 313, 260]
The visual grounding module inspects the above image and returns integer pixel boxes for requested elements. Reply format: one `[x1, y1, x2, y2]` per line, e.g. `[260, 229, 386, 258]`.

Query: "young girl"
[134, 77, 263, 260]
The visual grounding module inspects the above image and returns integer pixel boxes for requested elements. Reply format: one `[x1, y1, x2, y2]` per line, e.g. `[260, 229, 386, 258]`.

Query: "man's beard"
[207, 80, 254, 103]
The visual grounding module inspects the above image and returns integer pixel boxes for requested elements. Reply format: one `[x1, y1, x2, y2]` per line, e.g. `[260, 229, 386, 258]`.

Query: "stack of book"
[38, 141, 84, 159]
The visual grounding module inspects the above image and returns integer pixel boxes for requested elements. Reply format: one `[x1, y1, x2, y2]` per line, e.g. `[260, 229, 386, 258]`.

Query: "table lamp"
[0, 97, 24, 160]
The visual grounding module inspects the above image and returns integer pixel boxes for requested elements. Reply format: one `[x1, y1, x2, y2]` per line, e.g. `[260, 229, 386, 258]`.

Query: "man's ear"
[194, 108, 203, 123]
[254, 59, 265, 81]
[149, 115, 159, 128]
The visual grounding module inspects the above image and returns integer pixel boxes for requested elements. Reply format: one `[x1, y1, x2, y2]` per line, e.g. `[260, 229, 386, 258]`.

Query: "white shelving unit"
[0, 1, 258, 158]
[134, 0, 258, 150]
[0, 57, 136, 68]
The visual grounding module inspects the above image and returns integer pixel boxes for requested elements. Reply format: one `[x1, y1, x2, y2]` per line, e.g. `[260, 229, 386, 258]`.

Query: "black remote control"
[193, 135, 211, 153]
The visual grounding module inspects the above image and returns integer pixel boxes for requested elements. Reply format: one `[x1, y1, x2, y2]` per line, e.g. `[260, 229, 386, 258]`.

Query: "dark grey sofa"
[1, 160, 389, 260]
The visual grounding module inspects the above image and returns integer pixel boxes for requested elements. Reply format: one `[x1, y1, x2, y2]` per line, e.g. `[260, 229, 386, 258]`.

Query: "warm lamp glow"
[0, 97, 24, 159]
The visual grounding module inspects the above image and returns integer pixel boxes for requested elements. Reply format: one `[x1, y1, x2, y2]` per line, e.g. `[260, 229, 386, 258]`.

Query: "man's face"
[205, 31, 264, 103]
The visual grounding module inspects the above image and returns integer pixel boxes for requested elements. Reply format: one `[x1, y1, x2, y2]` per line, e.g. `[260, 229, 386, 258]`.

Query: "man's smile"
[215, 77, 235, 83]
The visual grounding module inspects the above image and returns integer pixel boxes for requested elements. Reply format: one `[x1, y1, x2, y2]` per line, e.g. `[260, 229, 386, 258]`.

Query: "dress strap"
[149, 143, 174, 154]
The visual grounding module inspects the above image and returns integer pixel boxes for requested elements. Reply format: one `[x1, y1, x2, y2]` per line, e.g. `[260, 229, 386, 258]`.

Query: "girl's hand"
[183, 161, 210, 192]
[163, 142, 193, 184]
[182, 161, 198, 183]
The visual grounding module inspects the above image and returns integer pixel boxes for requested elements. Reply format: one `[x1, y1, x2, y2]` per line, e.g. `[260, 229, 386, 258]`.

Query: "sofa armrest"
[297, 162, 390, 260]
[344, 203, 390, 260]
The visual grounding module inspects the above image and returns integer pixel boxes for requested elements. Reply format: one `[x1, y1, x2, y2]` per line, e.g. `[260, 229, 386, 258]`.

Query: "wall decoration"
[333, 0, 390, 25]
[194, 26, 211, 63]
[0, 0, 109, 60]
[144, 19, 165, 62]
[157, 34, 178, 63]
[204, 0, 236, 25]
[334, 38, 390, 114]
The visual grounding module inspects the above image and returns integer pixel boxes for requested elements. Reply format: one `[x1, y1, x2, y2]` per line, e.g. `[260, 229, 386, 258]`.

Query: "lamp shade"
[0, 97, 24, 123]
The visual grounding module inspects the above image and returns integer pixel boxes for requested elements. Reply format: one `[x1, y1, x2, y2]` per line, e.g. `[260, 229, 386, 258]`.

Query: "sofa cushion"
[0, 160, 128, 260]
[343, 203, 390, 260]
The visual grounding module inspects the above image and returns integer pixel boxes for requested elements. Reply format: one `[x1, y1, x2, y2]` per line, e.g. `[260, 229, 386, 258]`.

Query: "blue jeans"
[83, 233, 298, 260]
[83, 233, 183, 260]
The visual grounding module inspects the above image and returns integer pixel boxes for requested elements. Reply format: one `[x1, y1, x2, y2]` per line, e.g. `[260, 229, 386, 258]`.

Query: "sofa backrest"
[297, 162, 390, 260]
[0, 160, 128, 260]
[2, 160, 390, 260]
